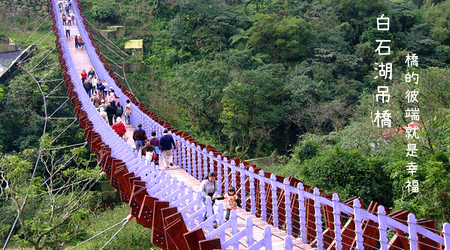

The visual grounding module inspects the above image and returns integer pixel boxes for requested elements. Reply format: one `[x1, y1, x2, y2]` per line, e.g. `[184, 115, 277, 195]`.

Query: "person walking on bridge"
[105, 103, 115, 126]
[65, 24, 70, 38]
[87, 68, 95, 79]
[97, 80, 105, 99]
[91, 75, 98, 95]
[80, 69, 87, 84]
[83, 77, 92, 98]
[101, 80, 108, 98]
[78, 36, 84, 49]
[115, 100, 123, 123]
[160, 129, 176, 168]
[125, 99, 132, 125]
[111, 117, 126, 139]
[71, 13, 76, 25]
[133, 123, 147, 155]
[201, 171, 219, 228]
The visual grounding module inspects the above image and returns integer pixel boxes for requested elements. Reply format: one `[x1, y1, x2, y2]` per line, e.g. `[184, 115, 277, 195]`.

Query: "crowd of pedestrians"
[79, 67, 237, 224]
[60, 0, 242, 226]
[79, 66, 176, 169]
[62, 1, 84, 50]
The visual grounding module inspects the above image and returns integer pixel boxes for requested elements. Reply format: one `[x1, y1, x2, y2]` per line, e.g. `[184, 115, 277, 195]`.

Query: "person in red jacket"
[80, 69, 87, 84]
[111, 117, 126, 139]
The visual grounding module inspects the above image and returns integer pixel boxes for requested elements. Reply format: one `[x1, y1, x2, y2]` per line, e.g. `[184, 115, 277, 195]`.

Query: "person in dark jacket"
[149, 131, 161, 155]
[87, 68, 95, 78]
[133, 123, 147, 155]
[115, 100, 123, 122]
[83, 78, 91, 98]
[160, 129, 176, 168]
[97, 80, 105, 99]
[105, 103, 115, 126]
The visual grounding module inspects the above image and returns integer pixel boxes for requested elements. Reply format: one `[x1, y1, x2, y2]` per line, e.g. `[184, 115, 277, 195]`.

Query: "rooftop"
[124, 39, 143, 49]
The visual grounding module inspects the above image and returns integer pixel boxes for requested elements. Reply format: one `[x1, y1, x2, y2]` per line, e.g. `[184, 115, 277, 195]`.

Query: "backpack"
[115, 104, 123, 116]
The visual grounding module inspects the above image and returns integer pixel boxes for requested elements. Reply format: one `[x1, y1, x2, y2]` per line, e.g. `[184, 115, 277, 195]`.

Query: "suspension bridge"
[5, 0, 450, 248]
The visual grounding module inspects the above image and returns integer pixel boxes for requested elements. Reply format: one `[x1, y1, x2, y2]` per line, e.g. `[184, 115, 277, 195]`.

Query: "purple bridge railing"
[49, 0, 450, 249]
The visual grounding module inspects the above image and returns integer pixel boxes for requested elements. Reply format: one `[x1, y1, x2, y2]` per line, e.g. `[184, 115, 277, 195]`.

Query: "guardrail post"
[297, 183, 306, 243]
[191, 143, 197, 180]
[284, 178, 292, 235]
[181, 138, 186, 170]
[197, 145, 202, 180]
[176, 137, 181, 166]
[264, 226, 272, 250]
[246, 217, 254, 246]
[203, 148, 208, 178]
[313, 188, 323, 249]
[260, 170, 267, 221]
[443, 223, 450, 249]
[231, 160, 237, 189]
[332, 193, 342, 250]
[187, 142, 192, 175]
[231, 209, 239, 249]
[408, 213, 418, 250]
[377, 205, 388, 250]
[285, 235, 293, 250]
[353, 199, 364, 250]
[223, 157, 229, 193]
[216, 154, 222, 195]
[271, 174, 278, 228]
[239, 163, 246, 210]
[249, 167, 256, 215]
[209, 151, 215, 177]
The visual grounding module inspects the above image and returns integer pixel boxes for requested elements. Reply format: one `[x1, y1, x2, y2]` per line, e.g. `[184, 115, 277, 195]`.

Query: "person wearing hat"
[97, 99, 108, 113]
[133, 123, 147, 154]
[106, 88, 116, 106]
[160, 129, 176, 168]
[99, 107, 107, 122]
[111, 117, 126, 139]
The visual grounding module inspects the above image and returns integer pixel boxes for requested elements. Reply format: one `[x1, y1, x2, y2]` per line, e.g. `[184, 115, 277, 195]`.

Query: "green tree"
[0, 136, 101, 249]
[89, 1, 120, 24]
[337, 0, 386, 44]
[425, 0, 450, 45]
[247, 14, 314, 62]
[299, 145, 393, 206]
[220, 64, 288, 157]
[165, 60, 231, 135]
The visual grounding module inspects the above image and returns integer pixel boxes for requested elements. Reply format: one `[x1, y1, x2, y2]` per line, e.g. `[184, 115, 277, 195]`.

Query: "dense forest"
[1, 0, 450, 248]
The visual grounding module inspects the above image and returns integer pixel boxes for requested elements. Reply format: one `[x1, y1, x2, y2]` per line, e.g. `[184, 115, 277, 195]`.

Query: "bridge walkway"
[62, 8, 309, 248]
